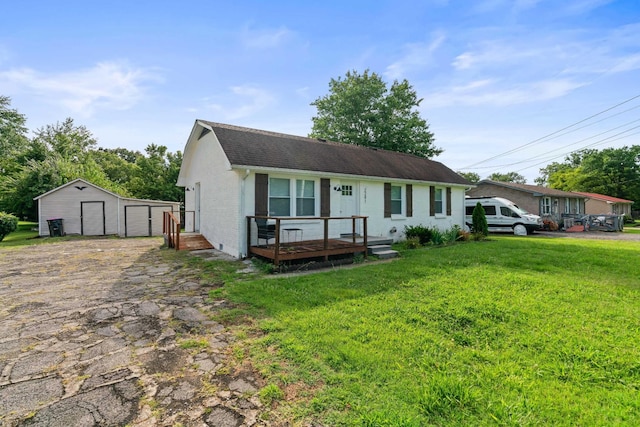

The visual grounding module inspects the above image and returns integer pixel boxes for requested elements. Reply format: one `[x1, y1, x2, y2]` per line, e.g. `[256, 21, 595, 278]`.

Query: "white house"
[177, 121, 471, 259]
[34, 178, 180, 237]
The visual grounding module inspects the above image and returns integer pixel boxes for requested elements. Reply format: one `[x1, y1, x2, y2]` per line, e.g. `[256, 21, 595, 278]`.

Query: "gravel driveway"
[0, 238, 265, 427]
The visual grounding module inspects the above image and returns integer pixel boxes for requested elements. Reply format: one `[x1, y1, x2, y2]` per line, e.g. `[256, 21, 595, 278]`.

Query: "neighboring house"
[466, 180, 586, 223]
[573, 192, 634, 217]
[34, 178, 180, 237]
[176, 120, 471, 259]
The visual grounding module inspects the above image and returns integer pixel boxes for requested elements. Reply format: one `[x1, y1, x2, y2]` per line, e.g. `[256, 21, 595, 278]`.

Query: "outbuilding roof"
[196, 121, 470, 186]
[474, 180, 586, 198]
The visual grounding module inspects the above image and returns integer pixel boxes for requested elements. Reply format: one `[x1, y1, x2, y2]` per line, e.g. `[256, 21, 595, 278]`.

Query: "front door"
[339, 181, 358, 235]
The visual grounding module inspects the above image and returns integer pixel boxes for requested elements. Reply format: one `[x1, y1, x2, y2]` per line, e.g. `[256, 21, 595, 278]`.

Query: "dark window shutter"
[406, 184, 413, 217]
[446, 187, 452, 216]
[384, 183, 392, 218]
[429, 186, 435, 216]
[321, 178, 331, 217]
[255, 173, 268, 216]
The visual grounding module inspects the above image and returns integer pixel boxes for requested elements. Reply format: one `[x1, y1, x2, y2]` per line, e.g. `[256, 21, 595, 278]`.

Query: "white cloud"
[424, 78, 585, 108]
[0, 61, 161, 116]
[240, 24, 294, 49]
[206, 85, 276, 120]
[385, 32, 446, 79]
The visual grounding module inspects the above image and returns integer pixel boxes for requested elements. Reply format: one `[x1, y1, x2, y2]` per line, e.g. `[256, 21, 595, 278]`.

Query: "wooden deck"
[247, 215, 369, 266]
[249, 238, 367, 265]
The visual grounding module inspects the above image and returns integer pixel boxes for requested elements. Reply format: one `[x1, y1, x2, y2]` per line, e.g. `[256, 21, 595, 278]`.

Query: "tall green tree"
[33, 118, 97, 160]
[310, 69, 442, 158]
[538, 146, 640, 206]
[0, 96, 30, 175]
[128, 144, 183, 204]
[488, 171, 527, 184]
[0, 117, 121, 219]
[90, 148, 141, 186]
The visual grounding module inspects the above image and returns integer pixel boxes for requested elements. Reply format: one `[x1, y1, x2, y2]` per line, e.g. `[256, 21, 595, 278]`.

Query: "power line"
[466, 118, 640, 170]
[460, 93, 640, 169]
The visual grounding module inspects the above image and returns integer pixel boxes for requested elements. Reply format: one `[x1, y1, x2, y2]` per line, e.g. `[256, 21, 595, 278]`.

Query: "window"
[542, 197, 551, 215]
[341, 185, 353, 196]
[575, 199, 581, 214]
[391, 185, 402, 215]
[565, 199, 570, 214]
[483, 205, 497, 216]
[434, 188, 443, 214]
[268, 178, 316, 217]
[296, 179, 315, 216]
[269, 178, 290, 216]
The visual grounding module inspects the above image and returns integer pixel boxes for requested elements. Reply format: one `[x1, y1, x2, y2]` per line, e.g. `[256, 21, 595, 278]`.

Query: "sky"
[2, 0, 639, 183]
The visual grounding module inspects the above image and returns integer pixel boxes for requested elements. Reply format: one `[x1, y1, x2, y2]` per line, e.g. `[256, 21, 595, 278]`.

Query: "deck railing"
[246, 215, 368, 266]
[163, 211, 181, 250]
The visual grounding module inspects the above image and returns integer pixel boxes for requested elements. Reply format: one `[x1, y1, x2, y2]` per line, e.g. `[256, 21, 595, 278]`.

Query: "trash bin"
[47, 218, 65, 237]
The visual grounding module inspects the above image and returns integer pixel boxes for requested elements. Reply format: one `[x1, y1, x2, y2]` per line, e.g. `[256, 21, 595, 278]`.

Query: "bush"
[471, 202, 488, 236]
[404, 224, 433, 245]
[0, 212, 19, 242]
[401, 236, 422, 249]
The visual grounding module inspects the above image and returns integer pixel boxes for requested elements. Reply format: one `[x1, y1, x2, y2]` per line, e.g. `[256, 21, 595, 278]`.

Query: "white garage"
[34, 178, 180, 237]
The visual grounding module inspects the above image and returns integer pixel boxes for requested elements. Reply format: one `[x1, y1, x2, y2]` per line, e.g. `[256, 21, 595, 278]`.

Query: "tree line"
[0, 96, 183, 221]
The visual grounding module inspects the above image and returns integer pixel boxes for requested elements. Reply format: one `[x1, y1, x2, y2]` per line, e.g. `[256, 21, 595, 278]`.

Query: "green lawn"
[212, 237, 640, 426]
[0, 221, 39, 246]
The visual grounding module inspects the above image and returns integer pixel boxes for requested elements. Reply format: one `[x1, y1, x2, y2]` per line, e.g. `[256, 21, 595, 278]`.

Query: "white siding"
[37, 180, 180, 237]
[182, 133, 242, 256]
[38, 184, 119, 236]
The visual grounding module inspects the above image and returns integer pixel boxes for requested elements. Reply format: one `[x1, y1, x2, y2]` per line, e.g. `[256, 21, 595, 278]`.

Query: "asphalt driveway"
[0, 238, 264, 427]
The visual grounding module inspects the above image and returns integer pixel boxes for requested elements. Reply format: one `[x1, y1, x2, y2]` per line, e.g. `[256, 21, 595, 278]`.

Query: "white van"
[465, 196, 542, 235]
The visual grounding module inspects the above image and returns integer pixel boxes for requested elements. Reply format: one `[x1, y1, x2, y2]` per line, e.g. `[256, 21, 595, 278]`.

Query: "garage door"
[125, 205, 150, 237]
[81, 201, 106, 236]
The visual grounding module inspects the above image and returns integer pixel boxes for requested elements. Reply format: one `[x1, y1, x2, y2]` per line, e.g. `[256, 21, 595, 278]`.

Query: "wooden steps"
[178, 234, 214, 251]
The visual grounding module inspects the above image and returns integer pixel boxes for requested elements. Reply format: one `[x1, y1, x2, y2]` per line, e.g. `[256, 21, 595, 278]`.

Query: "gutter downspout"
[239, 169, 251, 258]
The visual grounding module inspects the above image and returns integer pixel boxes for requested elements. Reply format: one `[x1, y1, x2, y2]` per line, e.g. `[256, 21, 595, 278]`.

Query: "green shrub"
[430, 228, 444, 245]
[0, 212, 19, 242]
[402, 236, 422, 249]
[471, 202, 488, 236]
[442, 225, 462, 244]
[404, 224, 433, 245]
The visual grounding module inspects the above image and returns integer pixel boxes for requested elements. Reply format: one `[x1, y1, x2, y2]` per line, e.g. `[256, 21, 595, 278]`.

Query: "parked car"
[465, 196, 542, 235]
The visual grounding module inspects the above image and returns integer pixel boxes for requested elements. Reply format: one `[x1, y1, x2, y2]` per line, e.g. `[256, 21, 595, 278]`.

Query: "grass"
[0, 221, 39, 246]
[211, 236, 640, 426]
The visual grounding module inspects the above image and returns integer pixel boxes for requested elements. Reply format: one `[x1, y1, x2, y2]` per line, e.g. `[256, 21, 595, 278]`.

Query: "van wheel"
[513, 224, 527, 236]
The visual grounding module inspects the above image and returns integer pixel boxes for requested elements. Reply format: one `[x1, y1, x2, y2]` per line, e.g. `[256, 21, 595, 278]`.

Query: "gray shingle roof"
[199, 121, 470, 186]
[477, 180, 585, 198]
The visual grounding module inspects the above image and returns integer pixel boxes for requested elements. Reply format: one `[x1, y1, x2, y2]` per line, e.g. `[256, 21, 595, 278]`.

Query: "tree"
[33, 118, 97, 160]
[0, 117, 120, 220]
[488, 171, 527, 184]
[538, 147, 640, 206]
[90, 148, 141, 185]
[310, 69, 442, 158]
[127, 144, 183, 203]
[458, 171, 480, 183]
[0, 96, 30, 175]
[471, 202, 488, 237]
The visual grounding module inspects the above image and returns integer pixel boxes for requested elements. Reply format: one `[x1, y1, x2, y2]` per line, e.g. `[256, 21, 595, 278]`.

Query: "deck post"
[352, 216, 356, 243]
[274, 218, 281, 266]
[246, 216, 251, 258]
[363, 217, 368, 259]
[323, 218, 329, 261]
